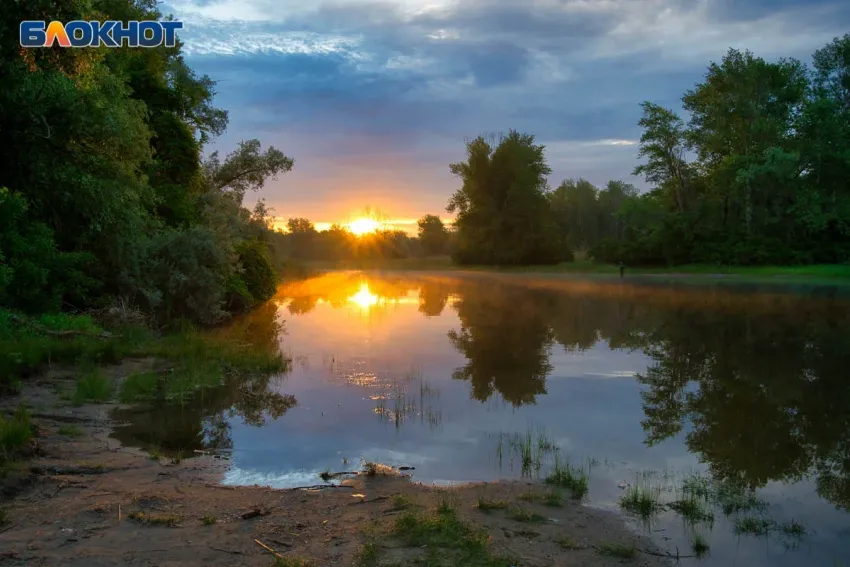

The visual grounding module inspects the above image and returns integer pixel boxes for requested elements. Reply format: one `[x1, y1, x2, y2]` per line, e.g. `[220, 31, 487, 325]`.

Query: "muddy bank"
[1, 366, 670, 567]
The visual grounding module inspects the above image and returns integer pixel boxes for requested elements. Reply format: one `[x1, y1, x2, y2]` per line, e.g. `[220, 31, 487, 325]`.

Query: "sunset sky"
[162, 0, 850, 232]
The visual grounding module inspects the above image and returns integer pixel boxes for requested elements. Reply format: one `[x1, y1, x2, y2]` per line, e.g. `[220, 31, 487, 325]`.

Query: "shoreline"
[0, 360, 671, 566]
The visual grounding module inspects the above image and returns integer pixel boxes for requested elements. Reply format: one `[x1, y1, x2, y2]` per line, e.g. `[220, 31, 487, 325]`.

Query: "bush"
[0, 188, 95, 313]
[234, 240, 278, 304]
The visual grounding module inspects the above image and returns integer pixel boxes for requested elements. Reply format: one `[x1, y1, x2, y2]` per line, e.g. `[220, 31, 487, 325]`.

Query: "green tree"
[417, 214, 449, 256]
[447, 130, 563, 265]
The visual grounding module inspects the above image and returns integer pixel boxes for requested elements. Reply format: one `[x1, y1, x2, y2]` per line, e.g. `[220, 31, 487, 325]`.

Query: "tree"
[417, 214, 449, 256]
[447, 130, 563, 265]
[633, 102, 692, 213]
[549, 178, 599, 251]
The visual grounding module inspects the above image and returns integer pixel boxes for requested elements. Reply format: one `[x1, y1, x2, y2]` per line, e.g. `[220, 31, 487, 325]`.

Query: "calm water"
[112, 271, 850, 566]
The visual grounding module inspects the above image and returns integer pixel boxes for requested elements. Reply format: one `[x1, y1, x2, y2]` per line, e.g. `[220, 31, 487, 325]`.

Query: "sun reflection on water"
[349, 282, 379, 311]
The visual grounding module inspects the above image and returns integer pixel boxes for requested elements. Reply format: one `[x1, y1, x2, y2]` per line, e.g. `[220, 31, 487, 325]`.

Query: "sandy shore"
[0, 363, 670, 567]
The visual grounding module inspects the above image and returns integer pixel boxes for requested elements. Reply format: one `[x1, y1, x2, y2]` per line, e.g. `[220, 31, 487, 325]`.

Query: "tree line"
[0, 0, 292, 325]
[448, 34, 850, 266]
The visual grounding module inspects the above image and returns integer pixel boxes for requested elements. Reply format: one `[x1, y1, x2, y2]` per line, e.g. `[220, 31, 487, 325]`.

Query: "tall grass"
[0, 406, 32, 463]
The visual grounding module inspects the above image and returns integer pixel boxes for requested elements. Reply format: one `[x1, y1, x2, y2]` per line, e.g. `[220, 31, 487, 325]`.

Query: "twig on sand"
[287, 484, 355, 491]
[254, 539, 285, 560]
[348, 496, 389, 506]
[639, 547, 696, 559]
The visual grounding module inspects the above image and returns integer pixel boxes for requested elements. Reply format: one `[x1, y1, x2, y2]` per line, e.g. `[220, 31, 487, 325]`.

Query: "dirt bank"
[1, 364, 670, 567]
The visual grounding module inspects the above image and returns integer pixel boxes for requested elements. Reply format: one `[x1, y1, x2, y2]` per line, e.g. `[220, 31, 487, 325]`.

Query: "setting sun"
[348, 217, 381, 236]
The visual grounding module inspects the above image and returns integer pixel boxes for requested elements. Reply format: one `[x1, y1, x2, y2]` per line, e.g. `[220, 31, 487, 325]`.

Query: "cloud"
[160, 0, 850, 219]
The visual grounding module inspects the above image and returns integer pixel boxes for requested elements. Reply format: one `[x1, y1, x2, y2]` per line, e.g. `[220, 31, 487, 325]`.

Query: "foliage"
[0, 0, 292, 325]
[448, 130, 565, 265]
[418, 214, 450, 256]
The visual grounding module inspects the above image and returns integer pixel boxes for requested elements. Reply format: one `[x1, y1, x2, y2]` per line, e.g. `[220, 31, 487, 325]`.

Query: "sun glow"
[348, 217, 381, 236]
[349, 282, 379, 310]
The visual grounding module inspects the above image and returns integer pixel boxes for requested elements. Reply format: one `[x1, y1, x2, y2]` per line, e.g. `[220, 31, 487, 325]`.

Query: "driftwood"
[241, 508, 268, 520]
[211, 547, 242, 555]
[287, 484, 355, 491]
[348, 496, 389, 506]
[254, 539, 285, 560]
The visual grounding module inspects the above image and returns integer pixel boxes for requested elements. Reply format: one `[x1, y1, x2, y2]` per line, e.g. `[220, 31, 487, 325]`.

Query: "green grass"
[619, 473, 663, 520]
[0, 406, 32, 463]
[781, 519, 806, 537]
[508, 507, 546, 523]
[544, 455, 590, 499]
[734, 516, 776, 536]
[596, 541, 637, 559]
[331, 257, 850, 284]
[201, 515, 216, 525]
[354, 540, 380, 567]
[391, 494, 415, 510]
[692, 533, 710, 557]
[392, 504, 515, 567]
[73, 368, 112, 404]
[476, 497, 508, 511]
[127, 511, 181, 527]
[57, 425, 82, 437]
[518, 489, 563, 507]
[715, 479, 766, 516]
[556, 536, 582, 550]
[669, 493, 715, 526]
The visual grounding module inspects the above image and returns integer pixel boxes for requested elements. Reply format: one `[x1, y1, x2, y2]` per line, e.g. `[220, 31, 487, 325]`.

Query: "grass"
[57, 425, 82, 437]
[0, 406, 32, 464]
[508, 506, 546, 523]
[781, 519, 806, 537]
[714, 479, 766, 516]
[201, 515, 216, 525]
[692, 533, 710, 557]
[127, 511, 181, 527]
[734, 515, 776, 536]
[73, 368, 112, 404]
[354, 540, 380, 567]
[391, 494, 415, 510]
[556, 536, 583, 550]
[496, 427, 558, 478]
[596, 541, 637, 559]
[391, 503, 515, 567]
[518, 489, 563, 507]
[668, 493, 715, 526]
[544, 454, 590, 499]
[476, 497, 508, 511]
[619, 472, 663, 520]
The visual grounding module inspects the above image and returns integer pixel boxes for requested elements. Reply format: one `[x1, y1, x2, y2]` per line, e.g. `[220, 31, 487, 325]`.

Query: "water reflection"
[113, 271, 850, 564]
[110, 301, 296, 455]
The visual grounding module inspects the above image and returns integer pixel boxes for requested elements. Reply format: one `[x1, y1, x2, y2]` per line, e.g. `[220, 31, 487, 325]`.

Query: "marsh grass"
[692, 532, 710, 557]
[669, 492, 715, 526]
[73, 367, 112, 404]
[781, 519, 806, 537]
[544, 454, 590, 499]
[620, 472, 663, 520]
[391, 494, 415, 510]
[596, 541, 637, 559]
[354, 540, 380, 567]
[0, 406, 32, 463]
[714, 479, 766, 516]
[734, 515, 776, 536]
[201, 515, 216, 525]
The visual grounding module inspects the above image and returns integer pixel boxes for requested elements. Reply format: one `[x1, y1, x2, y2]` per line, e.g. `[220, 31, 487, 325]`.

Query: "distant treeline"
[274, 215, 453, 263]
[448, 34, 850, 267]
[1, 0, 290, 325]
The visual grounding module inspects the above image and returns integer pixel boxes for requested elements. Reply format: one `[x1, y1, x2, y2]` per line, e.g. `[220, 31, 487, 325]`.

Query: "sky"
[162, 0, 850, 232]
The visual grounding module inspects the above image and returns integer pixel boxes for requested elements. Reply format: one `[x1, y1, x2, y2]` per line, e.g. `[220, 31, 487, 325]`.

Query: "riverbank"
[0, 358, 671, 567]
[300, 257, 850, 287]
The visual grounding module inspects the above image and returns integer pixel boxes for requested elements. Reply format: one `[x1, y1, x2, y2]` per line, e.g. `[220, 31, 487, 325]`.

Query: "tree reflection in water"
[110, 301, 296, 456]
